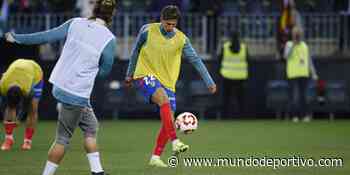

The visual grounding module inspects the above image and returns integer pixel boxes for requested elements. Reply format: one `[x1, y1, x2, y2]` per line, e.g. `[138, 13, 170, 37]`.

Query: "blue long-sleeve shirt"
[126, 24, 215, 88]
[12, 18, 116, 107]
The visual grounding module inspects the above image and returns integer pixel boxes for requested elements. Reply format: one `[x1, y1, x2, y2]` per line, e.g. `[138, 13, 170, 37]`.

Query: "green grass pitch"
[0, 120, 349, 175]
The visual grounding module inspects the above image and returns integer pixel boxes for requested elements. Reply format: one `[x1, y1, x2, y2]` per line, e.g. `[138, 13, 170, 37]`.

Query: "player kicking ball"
[125, 5, 217, 167]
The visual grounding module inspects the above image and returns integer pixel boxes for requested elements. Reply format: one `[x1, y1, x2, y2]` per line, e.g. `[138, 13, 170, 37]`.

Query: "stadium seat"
[187, 80, 219, 119]
[132, 89, 155, 112]
[266, 80, 290, 119]
[306, 80, 349, 120]
[103, 79, 160, 118]
[102, 80, 128, 119]
[174, 80, 187, 108]
[326, 80, 349, 106]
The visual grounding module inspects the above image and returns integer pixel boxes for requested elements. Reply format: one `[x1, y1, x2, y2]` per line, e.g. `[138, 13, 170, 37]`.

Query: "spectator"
[218, 31, 249, 117]
[277, 0, 303, 59]
[284, 27, 318, 122]
[0, 0, 11, 35]
[20, 0, 30, 12]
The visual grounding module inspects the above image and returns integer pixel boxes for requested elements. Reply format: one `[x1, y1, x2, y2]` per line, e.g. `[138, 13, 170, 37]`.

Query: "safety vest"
[220, 42, 248, 80]
[286, 41, 309, 79]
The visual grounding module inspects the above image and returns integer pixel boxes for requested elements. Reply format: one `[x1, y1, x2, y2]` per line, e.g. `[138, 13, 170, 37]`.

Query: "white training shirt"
[49, 18, 115, 98]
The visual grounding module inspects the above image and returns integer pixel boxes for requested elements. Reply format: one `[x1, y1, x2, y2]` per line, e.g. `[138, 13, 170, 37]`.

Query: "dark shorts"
[134, 75, 176, 111]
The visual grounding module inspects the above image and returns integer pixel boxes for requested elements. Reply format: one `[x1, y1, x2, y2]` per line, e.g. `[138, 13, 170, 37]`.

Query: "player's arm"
[97, 38, 116, 78]
[5, 19, 73, 45]
[126, 24, 148, 77]
[183, 38, 217, 93]
[27, 80, 43, 127]
[27, 98, 39, 127]
[125, 25, 148, 86]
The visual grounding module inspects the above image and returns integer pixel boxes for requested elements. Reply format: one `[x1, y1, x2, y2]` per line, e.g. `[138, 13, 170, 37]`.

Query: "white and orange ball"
[175, 112, 198, 134]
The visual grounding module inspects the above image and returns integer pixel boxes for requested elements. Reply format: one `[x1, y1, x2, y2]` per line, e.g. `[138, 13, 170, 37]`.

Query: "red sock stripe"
[4, 122, 17, 135]
[24, 128, 35, 140]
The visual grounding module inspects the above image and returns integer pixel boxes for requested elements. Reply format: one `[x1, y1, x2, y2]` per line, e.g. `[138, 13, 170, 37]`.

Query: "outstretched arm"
[6, 19, 73, 45]
[183, 38, 216, 93]
[98, 38, 117, 78]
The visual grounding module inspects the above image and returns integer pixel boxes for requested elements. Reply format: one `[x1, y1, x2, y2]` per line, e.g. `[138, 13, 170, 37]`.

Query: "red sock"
[4, 122, 17, 136]
[160, 103, 177, 141]
[153, 126, 169, 156]
[24, 128, 35, 140]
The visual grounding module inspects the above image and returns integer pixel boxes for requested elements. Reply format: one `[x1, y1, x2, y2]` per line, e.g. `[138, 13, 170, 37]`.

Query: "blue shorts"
[135, 75, 176, 112]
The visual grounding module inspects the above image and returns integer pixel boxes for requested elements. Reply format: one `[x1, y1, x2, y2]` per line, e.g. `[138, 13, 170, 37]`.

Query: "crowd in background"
[0, 0, 349, 56]
[0, 0, 349, 54]
[1, 0, 349, 41]
[0, 0, 349, 120]
[0, 0, 349, 15]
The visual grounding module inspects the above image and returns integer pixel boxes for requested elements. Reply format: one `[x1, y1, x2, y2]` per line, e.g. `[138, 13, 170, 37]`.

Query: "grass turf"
[0, 120, 349, 175]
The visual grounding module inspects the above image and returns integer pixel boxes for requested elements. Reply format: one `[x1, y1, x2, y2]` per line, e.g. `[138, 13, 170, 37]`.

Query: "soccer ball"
[175, 112, 198, 134]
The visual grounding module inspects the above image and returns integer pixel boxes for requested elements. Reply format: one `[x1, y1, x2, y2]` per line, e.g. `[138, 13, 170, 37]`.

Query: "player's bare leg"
[48, 143, 66, 163]
[44, 139, 104, 175]
[41, 143, 64, 175]
[84, 136, 105, 174]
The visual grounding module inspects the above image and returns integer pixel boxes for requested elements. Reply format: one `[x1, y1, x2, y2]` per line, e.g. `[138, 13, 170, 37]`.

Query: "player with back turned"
[4, 0, 117, 174]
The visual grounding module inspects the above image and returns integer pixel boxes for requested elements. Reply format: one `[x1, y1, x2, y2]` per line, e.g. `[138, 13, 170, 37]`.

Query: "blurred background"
[0, 0, 350, 120]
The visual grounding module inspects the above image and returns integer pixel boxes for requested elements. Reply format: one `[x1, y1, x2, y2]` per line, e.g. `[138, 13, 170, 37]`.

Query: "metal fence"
[219, 13, 346, 57]
[6, 12, 350, 59]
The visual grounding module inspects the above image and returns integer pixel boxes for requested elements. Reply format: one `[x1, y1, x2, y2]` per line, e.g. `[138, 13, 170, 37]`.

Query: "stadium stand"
[266, 80, 290, 119]
[1, 0, 350, 118]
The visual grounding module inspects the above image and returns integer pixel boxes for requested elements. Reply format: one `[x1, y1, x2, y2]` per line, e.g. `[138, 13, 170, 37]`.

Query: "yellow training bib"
[133, 23, 186, 92]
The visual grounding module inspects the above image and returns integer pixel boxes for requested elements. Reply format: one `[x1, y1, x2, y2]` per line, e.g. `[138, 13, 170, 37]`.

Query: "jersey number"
[143, 76, 156, 87]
